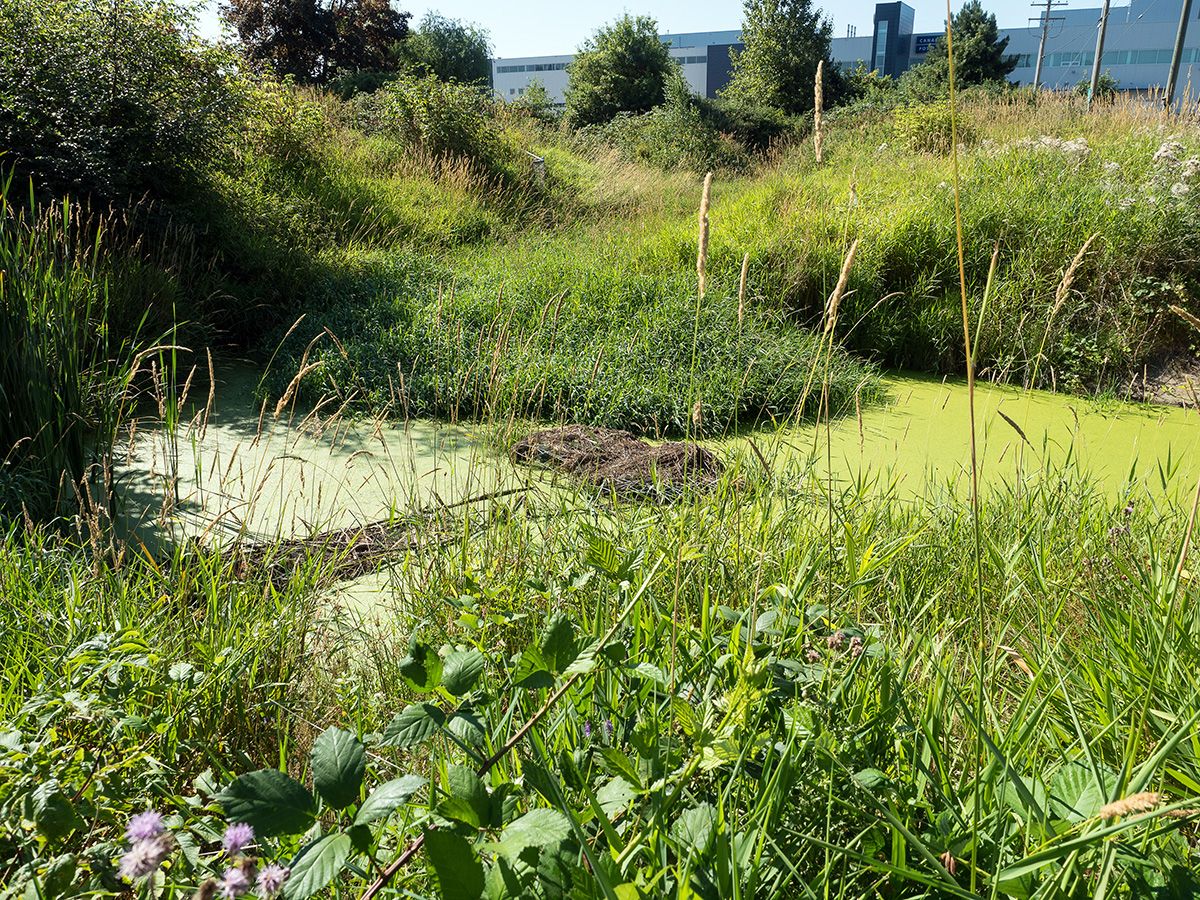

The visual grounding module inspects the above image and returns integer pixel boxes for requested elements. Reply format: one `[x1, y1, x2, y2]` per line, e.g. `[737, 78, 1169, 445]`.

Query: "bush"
[698, 97, 798, 151]
[892, 102, 974, 154]
[346, 75, 517, 180]
[0, 0, 241, 200]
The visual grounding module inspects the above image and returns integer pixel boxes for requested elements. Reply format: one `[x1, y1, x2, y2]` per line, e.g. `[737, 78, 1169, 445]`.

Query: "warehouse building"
[491, 0, 1200, 104]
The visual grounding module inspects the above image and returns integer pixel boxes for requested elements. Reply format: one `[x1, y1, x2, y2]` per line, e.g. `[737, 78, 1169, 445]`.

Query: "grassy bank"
[4, 442, 1199, 897]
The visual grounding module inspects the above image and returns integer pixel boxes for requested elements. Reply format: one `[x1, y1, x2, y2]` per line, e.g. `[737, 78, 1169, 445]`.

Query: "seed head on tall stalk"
[943, 0, 986, 889]
[814, 60, 825, 165]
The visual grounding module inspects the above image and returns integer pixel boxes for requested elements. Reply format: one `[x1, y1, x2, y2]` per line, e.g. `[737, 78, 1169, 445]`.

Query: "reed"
[814, 59, 825, 165]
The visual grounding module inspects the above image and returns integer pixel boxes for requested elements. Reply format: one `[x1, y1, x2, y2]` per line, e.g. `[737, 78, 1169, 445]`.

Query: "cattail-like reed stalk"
[824, 239, 859, 335]
[697, 172, 713, 298]
[737, 252, 750, 326]
[1098, 792, 1161, 820]
[814, 60, 825, 164]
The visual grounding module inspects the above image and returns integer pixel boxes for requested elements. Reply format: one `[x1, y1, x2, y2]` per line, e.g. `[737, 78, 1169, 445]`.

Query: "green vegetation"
[564, 15, 676, 127]
[3, 0, 1200, 897]
[722, 0, 837, 115]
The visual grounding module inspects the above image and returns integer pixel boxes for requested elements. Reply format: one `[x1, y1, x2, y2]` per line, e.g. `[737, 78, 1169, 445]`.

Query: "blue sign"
[914, 34, 941, 55]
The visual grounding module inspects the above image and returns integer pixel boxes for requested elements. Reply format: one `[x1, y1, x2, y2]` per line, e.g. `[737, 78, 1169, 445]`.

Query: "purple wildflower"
[118, 835, 174, 880]
[256, 864, 291, 897]
[805, 647, 821, 663]
[222, 822, 255, 855]
[604, 718, 613, 738]
[583, 721, 592, 739]
[219, 866, 252, 899]
[849, 636, 864, 658]
[827, 631, 846, 651]
[125, 810, 165, 842]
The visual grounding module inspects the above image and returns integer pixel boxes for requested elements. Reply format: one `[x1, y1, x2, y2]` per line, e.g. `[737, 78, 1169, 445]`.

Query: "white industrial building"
[491, 0, 1200, 104]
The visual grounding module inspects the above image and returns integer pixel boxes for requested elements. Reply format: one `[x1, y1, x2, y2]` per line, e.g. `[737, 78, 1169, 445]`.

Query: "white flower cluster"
[1150, 138, 1199, 201]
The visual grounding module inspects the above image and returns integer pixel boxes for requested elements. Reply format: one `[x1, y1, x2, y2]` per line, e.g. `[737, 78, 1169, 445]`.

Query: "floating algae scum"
[117, 365, 1200, 574]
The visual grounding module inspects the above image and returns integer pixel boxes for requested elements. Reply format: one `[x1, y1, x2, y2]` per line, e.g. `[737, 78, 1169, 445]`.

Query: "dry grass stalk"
[814, 60, 825, 164]
[1098, 792, 1162, 819]
[1051, 233, 1100, 319]
[274, 361, 322, 418]
[1170, 304, 1200, 333]
[825, 239, 859, 335]
[737, 252, 750, 326]
[697, 172, 713, 298]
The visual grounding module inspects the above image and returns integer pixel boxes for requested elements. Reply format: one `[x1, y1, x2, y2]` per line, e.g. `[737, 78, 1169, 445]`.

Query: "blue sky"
[194, 1, 1057, 58]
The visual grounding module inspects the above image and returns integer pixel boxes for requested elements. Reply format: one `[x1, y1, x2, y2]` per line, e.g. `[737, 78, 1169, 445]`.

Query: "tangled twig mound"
[511, 426, 724, 499]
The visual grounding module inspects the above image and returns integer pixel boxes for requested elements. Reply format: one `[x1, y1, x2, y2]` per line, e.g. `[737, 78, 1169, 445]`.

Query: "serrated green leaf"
[513, 647, 553, 689]
[400, 641, 443, 692]
[32, 780, 78, 843]
[354, 775, 427, 826]
[448, 765, 490, 824]
[285, 832, 353, 899]
[448, 707, 487, 746]
[563, 639, 601, 676]
[442, 649, 485, 696]
[217, 769, 316, 837]
[311, 727, 366, 810]
[597, 777, 638, 817]
[539, 615, 579, 674]
[383, 702, 446, 748]
[425, 829, 485, 900]
[585, 536, 620, 576]
[492, 809, 570, 861]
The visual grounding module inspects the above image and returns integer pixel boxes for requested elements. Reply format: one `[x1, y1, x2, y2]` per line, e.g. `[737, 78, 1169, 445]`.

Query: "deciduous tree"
[723, 0, 835, 116]
[564, 15, 674, 127]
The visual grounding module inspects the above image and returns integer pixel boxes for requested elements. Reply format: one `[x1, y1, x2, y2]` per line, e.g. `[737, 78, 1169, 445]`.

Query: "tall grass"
[0, 176, 141, 518]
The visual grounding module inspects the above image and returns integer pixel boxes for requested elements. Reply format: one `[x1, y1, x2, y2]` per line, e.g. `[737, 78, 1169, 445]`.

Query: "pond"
[116, 368, 1200, 552]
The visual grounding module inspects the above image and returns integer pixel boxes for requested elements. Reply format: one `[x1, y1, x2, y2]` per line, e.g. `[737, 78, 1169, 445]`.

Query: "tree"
[723, 0, 834, 116]
[222, 0, 410, 84]
[397, 13, 491, 85]
[909, 0, 1017, 89]
[564, 15, 675, 127]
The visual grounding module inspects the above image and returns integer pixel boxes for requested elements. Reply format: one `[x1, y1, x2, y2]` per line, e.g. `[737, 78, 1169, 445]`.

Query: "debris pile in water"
[511, 425, 723, 499]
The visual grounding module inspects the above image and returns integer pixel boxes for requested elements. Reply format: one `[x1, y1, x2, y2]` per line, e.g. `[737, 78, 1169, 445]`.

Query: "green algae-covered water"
[739, 374, 1200, 501]
[118, 369, 1200, 550]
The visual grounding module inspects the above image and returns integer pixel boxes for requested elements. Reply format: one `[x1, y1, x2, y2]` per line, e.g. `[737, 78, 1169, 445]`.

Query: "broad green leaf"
[400, 641, 443, 692]
[354, 775, 426, 825]
[597, 777, 638, 817]
[425, 829, 485, 900]
[32, 780, 78, 842]
[311, 727, 366, 810]
[42, 853, 76, 899]
[539, 615, 578, 674]
[628, 662, 667, 685]
[513, 647, 553, 690]
[491, 808, 570, 861]
[563, 639, 601, 676]
[285, 832, 353, 899]
[1050, 761, 1116, 822]
[442, 649, 485, 696]
[448, 765, 490, 824]
[217, 769, 316, 837]
[672, 803, 716, 853]
[585, 535, 620, 576]
[448, 707, 487, 746]
[383, 702, 446, 748]
[599, 748, 643, 789]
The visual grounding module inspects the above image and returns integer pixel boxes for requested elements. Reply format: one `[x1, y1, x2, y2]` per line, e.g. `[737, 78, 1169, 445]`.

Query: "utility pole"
[1087, 0, 1112, 109]
[1164, 0, 1195, 110]
[1030, 0, 1067, 89]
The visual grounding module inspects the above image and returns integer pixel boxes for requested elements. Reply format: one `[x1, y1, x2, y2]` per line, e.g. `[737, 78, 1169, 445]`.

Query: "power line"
[1030, 0, 1068, 88]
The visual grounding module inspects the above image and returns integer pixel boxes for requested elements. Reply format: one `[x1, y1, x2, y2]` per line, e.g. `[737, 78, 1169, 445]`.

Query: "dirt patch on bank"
[1132, 356, 1200, 408]
[511, 425, 724, 498]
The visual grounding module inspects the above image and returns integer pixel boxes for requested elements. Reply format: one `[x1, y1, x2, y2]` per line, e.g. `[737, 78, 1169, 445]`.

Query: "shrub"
[892, 102, 974, 154]
[347, 75, 517, 179]
[0, 0, 241, 200]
